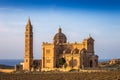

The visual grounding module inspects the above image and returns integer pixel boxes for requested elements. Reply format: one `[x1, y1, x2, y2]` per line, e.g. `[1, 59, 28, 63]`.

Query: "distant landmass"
[0, 64, 14, 69]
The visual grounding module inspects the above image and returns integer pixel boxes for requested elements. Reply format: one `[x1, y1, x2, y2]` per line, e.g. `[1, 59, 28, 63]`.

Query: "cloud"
[0, 7, 24, 13]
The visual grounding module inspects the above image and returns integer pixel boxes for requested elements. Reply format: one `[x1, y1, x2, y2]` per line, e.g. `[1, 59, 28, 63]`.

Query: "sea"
[0, 59, 110, 66]
[0, 59, 23, 66]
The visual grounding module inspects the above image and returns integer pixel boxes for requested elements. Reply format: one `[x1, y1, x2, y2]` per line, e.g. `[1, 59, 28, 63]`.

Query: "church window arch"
[26, 59, 28, 62]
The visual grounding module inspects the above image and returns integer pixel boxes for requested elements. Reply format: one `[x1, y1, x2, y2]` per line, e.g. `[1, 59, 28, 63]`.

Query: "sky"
[0, 0, 120, 59]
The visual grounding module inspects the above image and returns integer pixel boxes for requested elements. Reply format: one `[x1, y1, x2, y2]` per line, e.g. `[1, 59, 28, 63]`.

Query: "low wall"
[41, 68, 107, 72]
[80, 69, 107, 73]
[0, 69, 14, 73]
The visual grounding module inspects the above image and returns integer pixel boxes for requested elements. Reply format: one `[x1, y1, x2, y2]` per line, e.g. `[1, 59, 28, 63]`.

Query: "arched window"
[26, 59, 28, 62]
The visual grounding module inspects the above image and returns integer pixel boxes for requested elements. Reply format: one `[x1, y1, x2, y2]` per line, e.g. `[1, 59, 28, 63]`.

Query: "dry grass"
[0, 71, 120, 80]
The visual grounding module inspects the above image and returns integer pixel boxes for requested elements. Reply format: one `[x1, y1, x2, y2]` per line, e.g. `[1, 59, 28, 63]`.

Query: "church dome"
[53, 27, 67, 44]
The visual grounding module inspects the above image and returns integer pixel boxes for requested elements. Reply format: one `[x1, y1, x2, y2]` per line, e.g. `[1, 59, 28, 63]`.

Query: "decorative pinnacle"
[89, 34, 91, 38]
[58, 25, 62, 33]
[27, 17, 31, 26]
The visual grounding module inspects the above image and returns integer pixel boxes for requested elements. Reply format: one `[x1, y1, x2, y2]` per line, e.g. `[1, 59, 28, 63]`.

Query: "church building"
[42, 26, 98, 71]
[15, 18, 98, 71]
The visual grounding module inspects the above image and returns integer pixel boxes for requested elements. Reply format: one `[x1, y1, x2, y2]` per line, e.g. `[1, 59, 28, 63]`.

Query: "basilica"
[15, 18, 98, 71]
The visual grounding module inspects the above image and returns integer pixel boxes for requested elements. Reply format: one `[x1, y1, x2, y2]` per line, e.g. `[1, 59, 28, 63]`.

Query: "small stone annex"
[15, 18, 99, 71]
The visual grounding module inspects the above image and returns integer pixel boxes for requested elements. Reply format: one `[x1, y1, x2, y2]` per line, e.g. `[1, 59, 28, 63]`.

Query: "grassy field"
[0, 71, 120, 80]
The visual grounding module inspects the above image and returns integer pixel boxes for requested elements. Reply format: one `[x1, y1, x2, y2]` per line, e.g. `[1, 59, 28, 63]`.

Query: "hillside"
[99, 59, 120, 70]
[0, 64, 14, 69]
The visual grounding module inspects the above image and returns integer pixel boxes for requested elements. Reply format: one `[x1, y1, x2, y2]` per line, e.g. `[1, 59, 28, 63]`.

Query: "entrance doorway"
[90, 60, 93, 67]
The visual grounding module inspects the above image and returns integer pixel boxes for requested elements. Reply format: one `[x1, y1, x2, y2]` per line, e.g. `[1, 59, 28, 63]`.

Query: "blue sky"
[0, 0, 120, 59]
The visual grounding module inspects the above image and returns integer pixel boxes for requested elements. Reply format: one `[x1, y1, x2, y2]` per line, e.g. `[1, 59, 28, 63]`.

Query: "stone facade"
[21, 18, 98, 71]
[42, 27, 98, 71]
[23, 18, 34, 71]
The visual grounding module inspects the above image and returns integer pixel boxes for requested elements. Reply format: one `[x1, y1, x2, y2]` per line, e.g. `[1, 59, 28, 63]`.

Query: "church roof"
[87, 36, 94, 41]
[53, 27, 67, 44]
[27, 18, 32, 27]
[83, 34, 94, 41]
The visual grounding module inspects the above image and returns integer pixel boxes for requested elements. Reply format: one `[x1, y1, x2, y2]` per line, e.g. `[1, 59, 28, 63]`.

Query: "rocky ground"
[98, 60, 120, 70]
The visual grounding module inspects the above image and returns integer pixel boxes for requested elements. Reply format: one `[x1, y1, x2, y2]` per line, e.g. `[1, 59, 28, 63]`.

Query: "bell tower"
[23, 18, 33, 71]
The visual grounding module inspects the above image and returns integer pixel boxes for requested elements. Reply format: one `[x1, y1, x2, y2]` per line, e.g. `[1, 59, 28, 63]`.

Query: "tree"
[59, 58, 66, 66]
